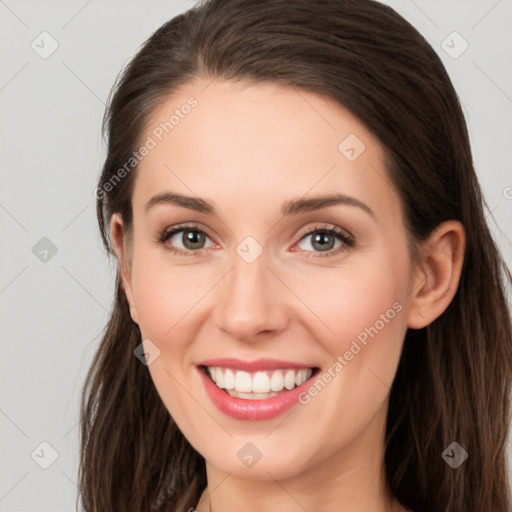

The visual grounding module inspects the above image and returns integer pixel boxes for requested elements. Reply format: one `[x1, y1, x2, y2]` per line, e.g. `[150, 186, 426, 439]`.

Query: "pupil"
[313, 232, 334, 251]
[184, 230, 204, 249]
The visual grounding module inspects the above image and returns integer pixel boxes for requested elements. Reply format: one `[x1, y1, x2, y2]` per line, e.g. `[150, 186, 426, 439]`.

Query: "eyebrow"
[144, 191, 375, 219]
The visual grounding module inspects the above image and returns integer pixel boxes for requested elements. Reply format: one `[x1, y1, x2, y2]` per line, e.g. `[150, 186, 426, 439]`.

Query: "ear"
[407, 220, 466, 329]
[110, 213, 139, 325]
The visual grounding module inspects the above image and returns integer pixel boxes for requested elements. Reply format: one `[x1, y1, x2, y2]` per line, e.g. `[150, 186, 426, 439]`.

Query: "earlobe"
[407, 220, 466, 330]
[110, 213, 139, 325]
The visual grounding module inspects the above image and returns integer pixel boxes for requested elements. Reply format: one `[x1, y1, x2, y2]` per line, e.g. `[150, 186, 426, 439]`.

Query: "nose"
[213, 247, 289, 343]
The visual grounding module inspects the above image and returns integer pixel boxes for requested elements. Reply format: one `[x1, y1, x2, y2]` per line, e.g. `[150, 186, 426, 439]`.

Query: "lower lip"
[198, 366, 316, 421]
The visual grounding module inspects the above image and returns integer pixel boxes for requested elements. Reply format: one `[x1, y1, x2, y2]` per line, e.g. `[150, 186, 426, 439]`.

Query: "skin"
[110, 78, 465, 512]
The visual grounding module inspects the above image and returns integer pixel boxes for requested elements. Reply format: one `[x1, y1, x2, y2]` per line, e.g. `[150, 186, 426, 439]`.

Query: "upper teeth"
[206, 367, 313, 393]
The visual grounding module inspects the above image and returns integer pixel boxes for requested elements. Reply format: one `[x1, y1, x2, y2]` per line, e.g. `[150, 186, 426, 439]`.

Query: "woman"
[79, 1, 512, 511]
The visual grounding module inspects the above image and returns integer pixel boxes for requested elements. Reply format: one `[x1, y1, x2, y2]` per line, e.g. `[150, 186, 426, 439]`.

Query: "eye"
[293, 224, 355, 258]
[157, 223, 214, 257]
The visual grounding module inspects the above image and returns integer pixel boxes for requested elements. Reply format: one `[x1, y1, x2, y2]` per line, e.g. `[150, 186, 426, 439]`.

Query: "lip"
[197, 364, 318, 421]
[198, 357, 314, 372]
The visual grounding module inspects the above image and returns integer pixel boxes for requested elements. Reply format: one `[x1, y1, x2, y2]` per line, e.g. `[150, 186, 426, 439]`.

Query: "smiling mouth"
[201, 365, 320, 400]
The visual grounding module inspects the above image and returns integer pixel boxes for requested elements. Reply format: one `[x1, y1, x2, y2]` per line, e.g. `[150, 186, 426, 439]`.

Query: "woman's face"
[114, 79, 420, 480]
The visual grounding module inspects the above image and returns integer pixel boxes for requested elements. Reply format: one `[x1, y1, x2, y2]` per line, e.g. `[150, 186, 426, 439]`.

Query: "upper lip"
[198, 357, 316, 372]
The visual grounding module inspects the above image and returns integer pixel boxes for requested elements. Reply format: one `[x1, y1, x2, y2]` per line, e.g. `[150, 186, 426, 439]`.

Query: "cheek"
[323, 278, 404, 353]
[287, 255, 409, 358]
[130, 247, 208, 340]
[294, 251, 410, 428]
[284, 251, 410, 429]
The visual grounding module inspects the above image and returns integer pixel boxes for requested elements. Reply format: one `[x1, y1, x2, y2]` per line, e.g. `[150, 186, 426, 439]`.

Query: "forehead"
[132, 79, 400, 226]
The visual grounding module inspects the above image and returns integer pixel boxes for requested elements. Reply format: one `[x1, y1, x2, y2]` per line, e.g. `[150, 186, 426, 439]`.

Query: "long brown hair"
[79, 1, 512, 510]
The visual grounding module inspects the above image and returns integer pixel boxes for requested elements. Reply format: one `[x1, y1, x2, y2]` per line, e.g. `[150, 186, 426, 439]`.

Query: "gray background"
[1, 0, 511, 510]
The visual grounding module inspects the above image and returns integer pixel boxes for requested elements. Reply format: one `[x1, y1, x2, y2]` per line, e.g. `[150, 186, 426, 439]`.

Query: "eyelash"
[156, 222, 356, 259]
